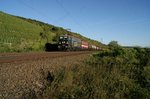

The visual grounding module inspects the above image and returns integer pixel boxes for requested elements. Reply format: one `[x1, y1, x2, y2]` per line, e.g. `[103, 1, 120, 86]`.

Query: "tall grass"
[42, 47, 150, 99]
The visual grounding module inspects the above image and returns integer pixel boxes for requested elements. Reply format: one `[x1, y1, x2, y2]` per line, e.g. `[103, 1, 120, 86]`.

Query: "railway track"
[0, 51, 92, 63]
[0, 51, 93, 99]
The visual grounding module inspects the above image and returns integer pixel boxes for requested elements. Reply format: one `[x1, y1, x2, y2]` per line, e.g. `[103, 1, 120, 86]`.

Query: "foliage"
[0, 11, 48, 52]
[108, 40, 119, 47]
[42, 46, 150, 98]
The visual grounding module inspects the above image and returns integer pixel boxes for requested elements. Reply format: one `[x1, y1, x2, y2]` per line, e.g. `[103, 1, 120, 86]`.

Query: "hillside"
[0, 11, 55, 52]
[16, 14, 105, 48]
[0, 11, 104, 52]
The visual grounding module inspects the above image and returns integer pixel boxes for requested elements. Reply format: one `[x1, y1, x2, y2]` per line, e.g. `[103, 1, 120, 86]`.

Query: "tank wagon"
[58, 34, 100, 51]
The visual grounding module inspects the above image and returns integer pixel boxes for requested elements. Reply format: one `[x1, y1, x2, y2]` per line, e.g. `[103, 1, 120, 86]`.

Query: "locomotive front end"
[58, 35, 69, 51]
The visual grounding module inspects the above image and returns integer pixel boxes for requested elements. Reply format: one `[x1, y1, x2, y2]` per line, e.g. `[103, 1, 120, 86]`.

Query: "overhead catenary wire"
[55, 0, 87, 31]
[54, 0, 101, 43]
[16, 0, 90, 37]
[17, 0, 56, 24]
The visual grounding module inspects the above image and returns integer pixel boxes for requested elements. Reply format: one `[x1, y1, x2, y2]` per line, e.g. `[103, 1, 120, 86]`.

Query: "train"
[57, 34, 100, 51]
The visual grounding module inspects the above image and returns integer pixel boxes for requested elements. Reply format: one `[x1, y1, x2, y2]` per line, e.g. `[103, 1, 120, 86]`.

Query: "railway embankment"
[0, 52, 91, 98]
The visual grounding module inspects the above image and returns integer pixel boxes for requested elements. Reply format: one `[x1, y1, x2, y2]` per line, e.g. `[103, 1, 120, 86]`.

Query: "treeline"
[42, 41, 150, 99]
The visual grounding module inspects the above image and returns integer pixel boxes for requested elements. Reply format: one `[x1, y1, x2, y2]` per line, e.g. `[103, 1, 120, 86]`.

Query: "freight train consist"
[58, 34, 100, 51]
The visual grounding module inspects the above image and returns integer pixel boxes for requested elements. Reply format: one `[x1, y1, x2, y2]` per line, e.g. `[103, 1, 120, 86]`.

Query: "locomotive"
[58, 34, 100, 51]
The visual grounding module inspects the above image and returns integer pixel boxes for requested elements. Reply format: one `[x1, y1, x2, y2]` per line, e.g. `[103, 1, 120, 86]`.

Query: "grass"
[0, 11, 55, 52]
[1, 47, 150, 98]
[42, 47, 150, 99]
[0, 53, 89, 99]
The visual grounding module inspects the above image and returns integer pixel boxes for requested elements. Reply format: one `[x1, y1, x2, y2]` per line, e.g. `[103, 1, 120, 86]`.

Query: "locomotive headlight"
[60, 37, 63, 39]
[58, 46, 60, 48]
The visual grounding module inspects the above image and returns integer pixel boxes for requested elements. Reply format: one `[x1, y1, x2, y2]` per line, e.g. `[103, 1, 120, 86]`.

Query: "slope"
[17, 16, 105, 49]
[0, 11, 105, 52]
[0, 11, 55, 52]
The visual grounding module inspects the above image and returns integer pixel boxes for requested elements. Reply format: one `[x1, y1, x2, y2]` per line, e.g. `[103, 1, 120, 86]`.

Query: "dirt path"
[0, 51, 92, 99]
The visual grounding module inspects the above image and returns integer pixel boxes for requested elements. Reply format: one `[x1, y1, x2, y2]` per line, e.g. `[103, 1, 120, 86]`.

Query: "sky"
[0, 0, 150, 47]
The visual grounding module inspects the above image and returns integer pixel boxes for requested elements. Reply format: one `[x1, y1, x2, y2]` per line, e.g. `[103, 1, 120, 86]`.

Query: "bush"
[41, 45, 150, 98]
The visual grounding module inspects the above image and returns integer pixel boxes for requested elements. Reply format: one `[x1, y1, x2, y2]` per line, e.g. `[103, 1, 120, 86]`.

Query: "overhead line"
[55, 0, 86, 31]
[17, 0, 88, 35]
[17, 0, 55, 24]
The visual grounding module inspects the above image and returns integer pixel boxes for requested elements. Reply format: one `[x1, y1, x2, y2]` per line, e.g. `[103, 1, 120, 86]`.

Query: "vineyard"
[0, 11, 104, 53]
[0, 11, 45, 52]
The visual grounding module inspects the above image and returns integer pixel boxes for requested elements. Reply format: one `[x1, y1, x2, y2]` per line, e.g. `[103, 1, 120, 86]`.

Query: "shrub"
[42, 47, 150, 98]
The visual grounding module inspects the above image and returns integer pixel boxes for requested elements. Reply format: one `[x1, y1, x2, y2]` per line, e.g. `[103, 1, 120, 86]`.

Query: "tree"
[108, 41, 124, 56]
[108, 41, 119, 47]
